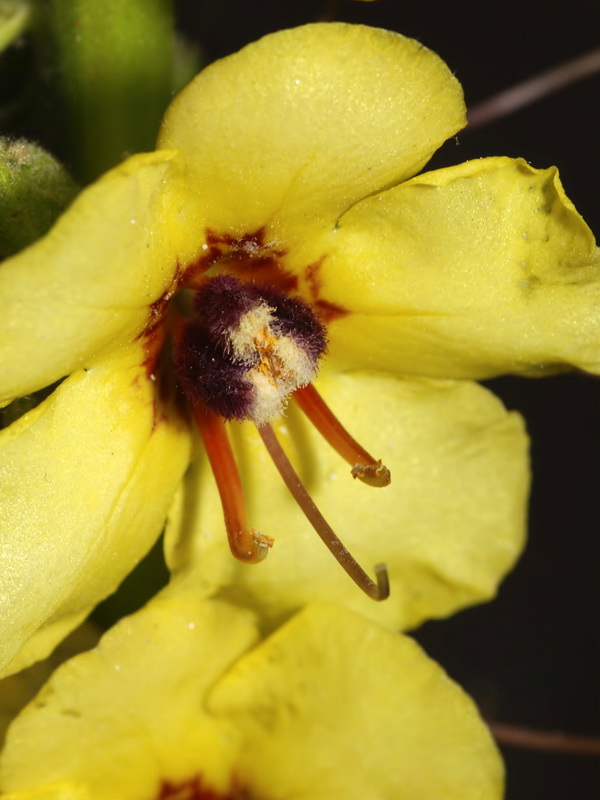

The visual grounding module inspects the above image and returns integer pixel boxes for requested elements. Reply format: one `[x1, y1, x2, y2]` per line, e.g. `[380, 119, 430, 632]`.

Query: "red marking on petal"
[153, 776, 251, 800]
[304, 260, 322, 296]
[312, 298, 347, 323]
[139, 311, 168, 383]
[138, 263, 184, 380]
[229, 261, 298, 294]
[303, 261, 348, 323]
[135, 266, 184, 429]
[182, 228, 297, 294]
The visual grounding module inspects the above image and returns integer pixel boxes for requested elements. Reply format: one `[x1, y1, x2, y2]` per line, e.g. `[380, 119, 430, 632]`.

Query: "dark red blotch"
[154, 776, 251, 800]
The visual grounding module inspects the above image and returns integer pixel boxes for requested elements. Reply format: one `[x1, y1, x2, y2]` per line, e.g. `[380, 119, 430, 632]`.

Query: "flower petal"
[322, 156, 600, 378]
[0, 624, 100, 748]
[165, 371, 528, 631]
[0, 151, 201, 405]
[0, 341, 190, 678]
[0, 576, 258, 800]
[209, 603, 503, 800]
[0, 579, 502, 800]
[158, 23, 465, 254]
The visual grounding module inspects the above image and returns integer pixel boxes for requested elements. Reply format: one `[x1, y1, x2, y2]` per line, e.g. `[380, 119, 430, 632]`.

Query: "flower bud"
[0, 137, 78, 257]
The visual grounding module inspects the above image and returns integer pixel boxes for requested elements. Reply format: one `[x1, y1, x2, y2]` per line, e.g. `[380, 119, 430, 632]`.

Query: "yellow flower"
[1, 23, 599, 676]
[0, 574, 504, 800]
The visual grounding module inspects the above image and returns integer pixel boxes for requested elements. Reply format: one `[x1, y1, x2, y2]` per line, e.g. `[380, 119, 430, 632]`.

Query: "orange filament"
[192, 401, 273, 563]
[257, 422, 389, 601]
[293, 383, 391, 487]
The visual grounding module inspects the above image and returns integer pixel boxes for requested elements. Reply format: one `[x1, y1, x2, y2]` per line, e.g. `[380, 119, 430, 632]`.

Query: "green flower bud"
[0, 137, 78, 257]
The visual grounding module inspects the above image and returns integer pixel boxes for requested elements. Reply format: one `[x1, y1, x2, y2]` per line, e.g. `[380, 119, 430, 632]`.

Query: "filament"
[293, 383, 391, 487]
[192, 401, 272, 563]
[257, 422, 389, 601]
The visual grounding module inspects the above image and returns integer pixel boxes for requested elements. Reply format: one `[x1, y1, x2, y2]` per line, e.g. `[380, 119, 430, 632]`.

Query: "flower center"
[174, 275, 327, 426]
[170, 262, 390, 601]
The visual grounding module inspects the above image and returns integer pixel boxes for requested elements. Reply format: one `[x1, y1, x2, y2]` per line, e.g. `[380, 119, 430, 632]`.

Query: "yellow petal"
[0, 151, 202, 405]
[0, 576, 258, 800]
[209, 604, 503, 800]
[158, 23, 465, 257]
[165, 370, 528, 631]
[0, 579, 502, 800]
[0, 341, 190, 678]
[0, 624, 100, 748]
[322, 156, 600, 378]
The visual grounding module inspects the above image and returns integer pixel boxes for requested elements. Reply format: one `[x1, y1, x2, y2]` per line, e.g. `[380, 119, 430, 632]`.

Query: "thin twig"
[490, 722, 600, 756]
[318, 0, 342, 22]
[467, 48, 600, 130]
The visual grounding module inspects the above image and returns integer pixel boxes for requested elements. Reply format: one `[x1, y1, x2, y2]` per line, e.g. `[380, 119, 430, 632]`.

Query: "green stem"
[35, 0, 174, 182]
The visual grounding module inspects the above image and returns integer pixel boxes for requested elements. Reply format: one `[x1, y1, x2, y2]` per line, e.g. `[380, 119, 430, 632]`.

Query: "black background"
[173, 2, 600, 798]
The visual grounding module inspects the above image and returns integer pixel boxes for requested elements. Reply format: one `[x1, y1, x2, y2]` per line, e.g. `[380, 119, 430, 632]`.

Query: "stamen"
[257, 422, 390, 601]
[293, 383, 391, 487]
[192, 401, 273, 563]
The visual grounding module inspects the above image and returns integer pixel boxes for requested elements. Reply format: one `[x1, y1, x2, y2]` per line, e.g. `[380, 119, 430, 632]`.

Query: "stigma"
[173, 273, 391, 601]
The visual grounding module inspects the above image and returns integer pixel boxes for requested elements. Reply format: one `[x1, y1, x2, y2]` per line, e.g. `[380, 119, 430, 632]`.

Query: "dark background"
[173, 2, 600, 798]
